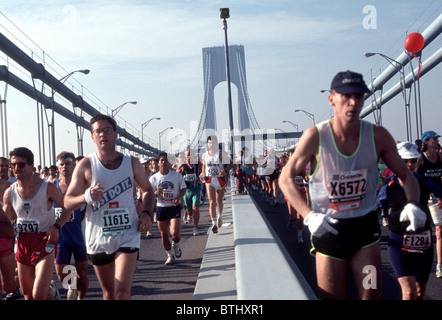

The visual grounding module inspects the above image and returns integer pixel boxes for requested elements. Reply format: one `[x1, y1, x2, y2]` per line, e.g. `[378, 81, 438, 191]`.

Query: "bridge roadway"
[250, 188, 442, 300]
[70, 199, 215, 300]
[53, 185, 442, 300]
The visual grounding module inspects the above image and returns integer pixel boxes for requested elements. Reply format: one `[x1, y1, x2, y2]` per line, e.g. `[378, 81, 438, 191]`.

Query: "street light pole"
[112, 101, 137, 118]
[141, 117, 160, 143]
[220, 8, 235, 161]
[282, 120, 299, 131]
[159, 126, 173, 154]
[364, 52, 414, 141]
[294, 109, 316, 126]
[50, 69, 90, 164]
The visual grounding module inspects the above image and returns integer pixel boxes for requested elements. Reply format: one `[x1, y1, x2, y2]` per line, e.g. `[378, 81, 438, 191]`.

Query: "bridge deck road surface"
[249, 188, 442, 300]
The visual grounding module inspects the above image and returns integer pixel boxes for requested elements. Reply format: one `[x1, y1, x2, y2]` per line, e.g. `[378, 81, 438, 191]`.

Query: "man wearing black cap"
[279, 70, 426, 300]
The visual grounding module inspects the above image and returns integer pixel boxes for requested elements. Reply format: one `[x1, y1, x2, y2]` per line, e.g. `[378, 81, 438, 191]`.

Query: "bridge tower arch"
[199, 45, 250, 134]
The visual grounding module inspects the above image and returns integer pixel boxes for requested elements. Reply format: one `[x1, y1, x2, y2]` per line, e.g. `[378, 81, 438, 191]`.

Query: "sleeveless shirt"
[204, 150, 223, 177]
[53, 178, 85, 247]
[417, 152, 442, 189]
[181, 164, 199, 189]
[309, 120, 378, 219]
[85, 153, 139, 254]
[10, 180, 55, 234]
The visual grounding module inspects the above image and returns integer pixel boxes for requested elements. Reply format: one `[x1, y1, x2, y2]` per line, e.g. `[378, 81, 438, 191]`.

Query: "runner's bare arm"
[0, 207, 14, 239]
[47, 182, 72, 227]
[374, 126, 420, 202]
[2, 188, 16, 221]
[64, 157, 91, 211]
[46, 183, 73, 244]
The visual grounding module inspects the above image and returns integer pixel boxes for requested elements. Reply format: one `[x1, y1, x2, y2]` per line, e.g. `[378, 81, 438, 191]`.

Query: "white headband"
[57, 157, 75, 166]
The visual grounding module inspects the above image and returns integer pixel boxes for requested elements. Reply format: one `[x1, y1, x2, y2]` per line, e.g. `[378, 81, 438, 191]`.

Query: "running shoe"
[173, 244, 182, 258]
[146, 231, 153, 238]
[193, 227, 199, 236]
[165, 254, 175, 266]
[436, 264, 442, 278]
[217, 214, 223, 229]
[67, 288, 78, 300]
[211, 223, 218, 234]
[5, 288, 23, 300]
[50, 280, 60, 300]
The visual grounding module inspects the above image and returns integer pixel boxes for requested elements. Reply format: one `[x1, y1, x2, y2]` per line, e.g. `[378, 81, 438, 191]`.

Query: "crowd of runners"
[0, 71, 441, 301]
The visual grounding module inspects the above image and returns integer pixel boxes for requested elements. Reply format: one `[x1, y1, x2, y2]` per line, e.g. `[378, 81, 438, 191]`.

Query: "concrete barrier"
[194, 185, 317, 300]
[232, 192, 317, 300]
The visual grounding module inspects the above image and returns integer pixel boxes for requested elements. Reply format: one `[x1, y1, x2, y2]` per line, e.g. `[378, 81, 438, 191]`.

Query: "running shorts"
[387, 230, 433, 283]
[310, 211, 381, 261]
[88, 247, 139, 266]
[156, 205, 181, 222]
[205, 176, 226, 191]
[0, 238, 13, 259]
[15, 233, 57, 266]
[56, 245, 88, 265]
[242, 166, 254, 177]
[183, 187, 201, 211]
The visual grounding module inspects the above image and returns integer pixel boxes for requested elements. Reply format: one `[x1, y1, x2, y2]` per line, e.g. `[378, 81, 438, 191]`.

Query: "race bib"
[207, 164, 220, 176]
[17, 218, 40, 233]
[327, 169, 367, 211]
[402, 230, 431, 253]
[55, 207, 74, 223]
[101, 208, 131, 236]
[161, 189, 174, 203]
[184, 173, 196, 182]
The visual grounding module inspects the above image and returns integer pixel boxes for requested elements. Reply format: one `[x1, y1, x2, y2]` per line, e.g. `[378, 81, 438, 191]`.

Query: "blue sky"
[0, 0, 441, 163]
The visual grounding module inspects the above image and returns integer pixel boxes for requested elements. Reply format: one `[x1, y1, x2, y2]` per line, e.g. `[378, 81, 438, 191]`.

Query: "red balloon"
[404, 32, 424, 53]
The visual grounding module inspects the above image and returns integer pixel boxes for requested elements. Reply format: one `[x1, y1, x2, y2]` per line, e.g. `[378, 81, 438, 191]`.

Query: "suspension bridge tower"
[192, 45, 260, 147]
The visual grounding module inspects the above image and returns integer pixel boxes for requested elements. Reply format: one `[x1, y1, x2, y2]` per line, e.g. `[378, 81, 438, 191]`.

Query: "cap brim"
[333, 86, 370, 94]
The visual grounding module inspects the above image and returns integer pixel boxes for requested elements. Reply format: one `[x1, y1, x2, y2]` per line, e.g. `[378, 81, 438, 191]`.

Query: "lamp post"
[159, 126, 173, 154]
[50, 69, 90, 164]
[141, 117, 161, 143]
[364, 52, 417, 140]
[170, 133, 183, 154]
[282, 120, 299, 131]
[111, 101, 137, 118]
[294, 109, 315, 126]
[220, 8, 235, 161]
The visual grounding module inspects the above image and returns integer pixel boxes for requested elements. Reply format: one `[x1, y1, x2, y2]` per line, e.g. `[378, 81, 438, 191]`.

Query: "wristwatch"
[53, 223, 61, 230]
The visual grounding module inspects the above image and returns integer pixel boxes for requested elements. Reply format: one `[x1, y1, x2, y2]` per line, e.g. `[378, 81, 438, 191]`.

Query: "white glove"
[304, 211, 339, 237]
[400, 203, 427, 232]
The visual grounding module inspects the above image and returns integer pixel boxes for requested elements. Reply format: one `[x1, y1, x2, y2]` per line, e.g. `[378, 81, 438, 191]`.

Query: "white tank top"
[204, 150, 223, 176]
[85, 153, 139, 254]
[309, 120, 378, 219]
[10, 180, 55, 233]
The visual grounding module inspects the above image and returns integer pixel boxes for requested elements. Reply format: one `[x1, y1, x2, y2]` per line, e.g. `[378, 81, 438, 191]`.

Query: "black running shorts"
[310, 211, 381, 261]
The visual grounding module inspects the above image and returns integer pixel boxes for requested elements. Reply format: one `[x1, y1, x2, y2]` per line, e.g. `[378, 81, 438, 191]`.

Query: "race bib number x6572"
[327, 169, 367, 212]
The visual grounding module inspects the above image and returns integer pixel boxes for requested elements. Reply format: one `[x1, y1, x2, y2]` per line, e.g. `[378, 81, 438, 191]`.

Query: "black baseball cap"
[330, 70, 370, 94]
